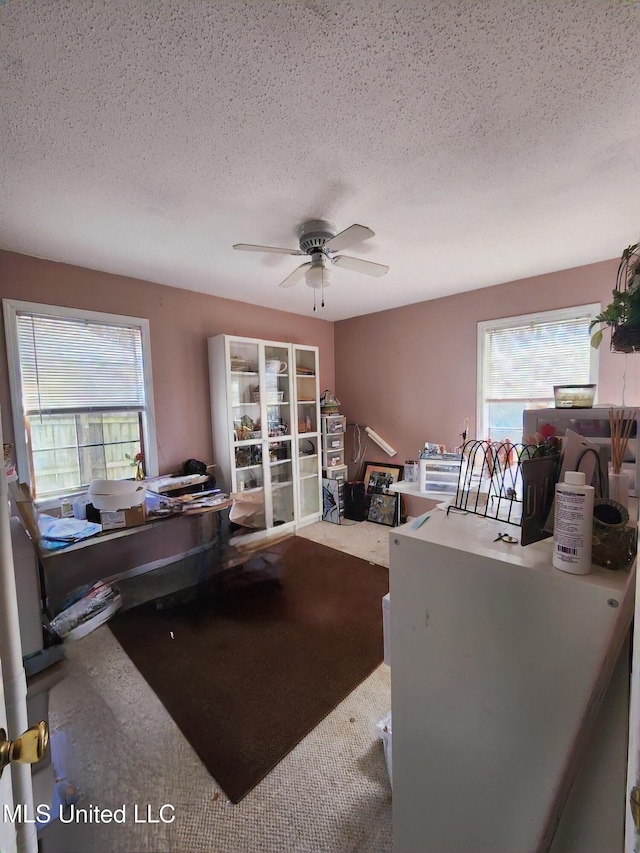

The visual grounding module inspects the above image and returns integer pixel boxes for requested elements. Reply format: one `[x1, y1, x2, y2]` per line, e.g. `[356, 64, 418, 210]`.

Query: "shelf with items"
[236, 485, 263, 495]
[297, 408, 317, 435]
[234, 436, 263, 446]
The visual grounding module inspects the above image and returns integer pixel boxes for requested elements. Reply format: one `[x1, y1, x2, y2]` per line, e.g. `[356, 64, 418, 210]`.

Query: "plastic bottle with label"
[552, 470, 594, 575]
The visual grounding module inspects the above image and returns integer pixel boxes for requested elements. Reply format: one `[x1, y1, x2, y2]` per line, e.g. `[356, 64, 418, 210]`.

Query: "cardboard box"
[100, 504, 146, 531]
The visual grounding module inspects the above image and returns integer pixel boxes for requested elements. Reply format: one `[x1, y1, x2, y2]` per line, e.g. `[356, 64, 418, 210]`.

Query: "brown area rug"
[109, 536, 389, 803]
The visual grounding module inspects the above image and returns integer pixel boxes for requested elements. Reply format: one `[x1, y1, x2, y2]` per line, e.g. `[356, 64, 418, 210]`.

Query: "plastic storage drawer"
[321, 414, 346, 434]
[322, 448, 344, 468]
[323, 434, 344, 450]
[322, 464, 348, 480]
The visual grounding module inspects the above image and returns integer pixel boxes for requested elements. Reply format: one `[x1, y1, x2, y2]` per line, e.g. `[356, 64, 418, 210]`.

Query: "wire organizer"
[447, 439, 545, 526]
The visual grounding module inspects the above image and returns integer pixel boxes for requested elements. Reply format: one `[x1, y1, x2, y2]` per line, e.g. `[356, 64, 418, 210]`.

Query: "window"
[477, 304, 600, 444]
[3, 300, 157, 500]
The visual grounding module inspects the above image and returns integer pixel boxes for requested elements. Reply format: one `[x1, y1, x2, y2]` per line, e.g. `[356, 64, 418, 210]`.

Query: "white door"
[0, 406, 38, 853]
[0, 648, 18, 853]
[626, 540, 640, 850]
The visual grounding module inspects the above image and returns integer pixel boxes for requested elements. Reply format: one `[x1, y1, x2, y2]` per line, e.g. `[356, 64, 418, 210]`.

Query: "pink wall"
[0, 251, 335, 475]
[3, 250, 634, 517]
[335, 258, 640, 515]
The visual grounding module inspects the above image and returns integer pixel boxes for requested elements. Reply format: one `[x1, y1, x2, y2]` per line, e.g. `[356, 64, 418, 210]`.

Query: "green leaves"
[590, 285, 640, 349]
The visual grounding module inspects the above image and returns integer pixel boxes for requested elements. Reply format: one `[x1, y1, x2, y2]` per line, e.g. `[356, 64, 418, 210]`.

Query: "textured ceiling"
[1, 0, 639, 321]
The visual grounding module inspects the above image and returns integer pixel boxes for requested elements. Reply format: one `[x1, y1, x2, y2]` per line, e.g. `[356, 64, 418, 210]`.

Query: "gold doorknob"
[630, 785, 640, 831]
[0, 721, 49, 779]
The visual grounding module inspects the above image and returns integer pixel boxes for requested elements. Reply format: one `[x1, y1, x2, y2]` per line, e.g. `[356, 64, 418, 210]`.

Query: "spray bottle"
[552, 471, 594, 575]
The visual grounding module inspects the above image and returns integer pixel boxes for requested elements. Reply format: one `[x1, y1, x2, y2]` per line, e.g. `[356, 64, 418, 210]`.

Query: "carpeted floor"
[109, 537, 389, 803]
[41, 520, 393, 853]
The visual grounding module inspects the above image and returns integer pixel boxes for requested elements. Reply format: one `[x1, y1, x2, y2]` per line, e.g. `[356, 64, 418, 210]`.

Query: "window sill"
[34, 489, 89, 513]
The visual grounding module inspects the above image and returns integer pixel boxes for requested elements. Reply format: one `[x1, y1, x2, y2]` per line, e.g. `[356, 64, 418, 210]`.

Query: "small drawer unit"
[321, 413, 346, 472]
[419, 453, 463, 494]
[321, 414, 346, 435]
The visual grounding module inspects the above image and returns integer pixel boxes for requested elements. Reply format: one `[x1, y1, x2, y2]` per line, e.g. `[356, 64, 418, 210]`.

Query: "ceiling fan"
[233, 219, 389, 310]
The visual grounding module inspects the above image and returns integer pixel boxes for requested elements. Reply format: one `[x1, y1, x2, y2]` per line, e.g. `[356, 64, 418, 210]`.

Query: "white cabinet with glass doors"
[208, 335, 321, 532]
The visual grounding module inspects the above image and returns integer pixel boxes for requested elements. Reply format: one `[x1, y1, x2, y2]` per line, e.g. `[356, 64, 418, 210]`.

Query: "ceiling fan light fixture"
[305, 260, 331, 290]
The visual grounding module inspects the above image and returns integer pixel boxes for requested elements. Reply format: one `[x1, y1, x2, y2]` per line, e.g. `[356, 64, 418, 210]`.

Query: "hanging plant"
[590, 241, 640, 351]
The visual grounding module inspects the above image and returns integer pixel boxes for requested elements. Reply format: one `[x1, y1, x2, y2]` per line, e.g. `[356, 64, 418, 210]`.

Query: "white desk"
[38, 502, 232, 615]
[390, 508, 634, 853]
[388, 479, 455, 501]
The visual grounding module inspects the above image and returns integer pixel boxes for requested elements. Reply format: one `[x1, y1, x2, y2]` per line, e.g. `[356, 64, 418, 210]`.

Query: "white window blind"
[16, 312, 146, 414]
[484, 314, 593, 401]
[477, 304, 599, 443]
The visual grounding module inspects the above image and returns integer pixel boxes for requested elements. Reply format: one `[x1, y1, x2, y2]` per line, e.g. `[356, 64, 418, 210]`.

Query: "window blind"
[484, 315, 592, 400]
[17, 312, 146, 414]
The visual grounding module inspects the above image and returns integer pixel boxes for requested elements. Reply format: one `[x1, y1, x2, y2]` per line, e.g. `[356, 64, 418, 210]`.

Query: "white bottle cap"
[564, 471, 586, 485]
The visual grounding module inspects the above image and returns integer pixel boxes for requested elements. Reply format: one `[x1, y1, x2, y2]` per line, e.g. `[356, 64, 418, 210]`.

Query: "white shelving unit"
[208, 334, 321, 533]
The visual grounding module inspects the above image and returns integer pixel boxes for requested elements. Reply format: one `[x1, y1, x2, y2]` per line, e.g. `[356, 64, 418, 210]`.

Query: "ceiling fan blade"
[279, 262, 311, 288]
[332, 255, 389, 277]
[233, 243, 304, 256]
[324, 224, 375, 253]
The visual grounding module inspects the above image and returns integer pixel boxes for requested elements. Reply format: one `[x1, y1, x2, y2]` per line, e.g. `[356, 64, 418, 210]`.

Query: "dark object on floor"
[182, 458, 207, 476]
[343, 481, 369, 521]
[109, 536, 388, 803]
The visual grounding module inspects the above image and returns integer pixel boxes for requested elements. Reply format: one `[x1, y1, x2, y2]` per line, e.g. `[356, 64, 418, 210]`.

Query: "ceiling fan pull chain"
[313, 287, 317, 312]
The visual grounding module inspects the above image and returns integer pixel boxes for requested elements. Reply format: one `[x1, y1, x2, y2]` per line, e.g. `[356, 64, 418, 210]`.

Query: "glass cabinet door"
[263, 343, 291, 444]
[267, 437, 295, 526]
[297, 434, 320, 518]
[228, 341, 264, 523]
[262, 343, 293, 527]
[293, 346, 321, 521]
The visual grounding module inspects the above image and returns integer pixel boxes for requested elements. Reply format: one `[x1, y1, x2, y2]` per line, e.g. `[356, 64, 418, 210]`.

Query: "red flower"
[539, 423, 556, 439]
[134, 452, 144, 461]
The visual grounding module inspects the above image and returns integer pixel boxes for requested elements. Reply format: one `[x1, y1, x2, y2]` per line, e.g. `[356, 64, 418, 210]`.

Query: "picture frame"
[362, 461, 403, 495]
[367, 492, 398, 526]
[322, 479, 342, 525]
